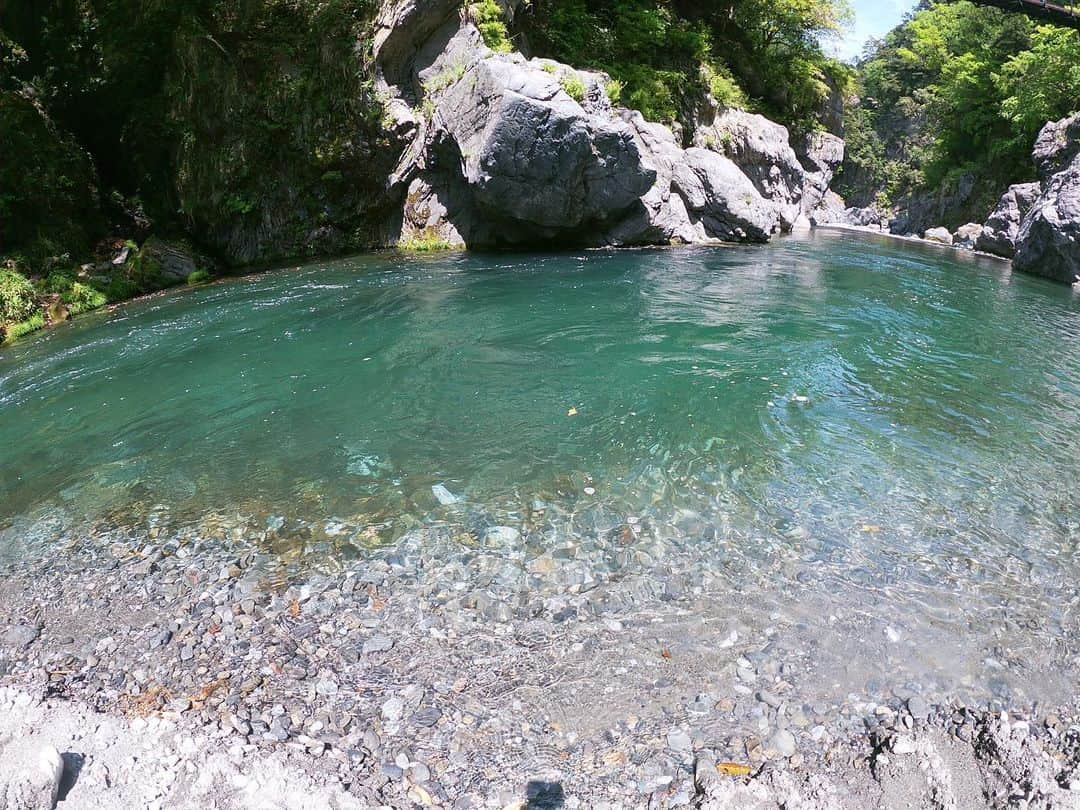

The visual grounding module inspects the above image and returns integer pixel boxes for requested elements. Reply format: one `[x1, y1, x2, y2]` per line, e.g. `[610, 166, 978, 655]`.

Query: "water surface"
[2, 230, 1078, 701]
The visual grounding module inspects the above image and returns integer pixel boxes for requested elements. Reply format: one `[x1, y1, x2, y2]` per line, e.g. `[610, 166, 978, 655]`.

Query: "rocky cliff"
[1013, 113, 1080, 284]
[376, 1, 843, 249]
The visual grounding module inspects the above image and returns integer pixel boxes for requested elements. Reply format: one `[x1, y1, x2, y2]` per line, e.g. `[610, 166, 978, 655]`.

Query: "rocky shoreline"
[2, 504, 1078, 808]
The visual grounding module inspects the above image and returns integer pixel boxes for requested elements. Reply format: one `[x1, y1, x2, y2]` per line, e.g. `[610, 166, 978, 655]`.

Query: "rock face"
[798, 132, 845, 219]
[975, 183, 1040, 258]
[377, 2, 838, 249]
[694, 109, 805, 229]
[1014, 114, 1080, 284]
[890, 173, 976, 237]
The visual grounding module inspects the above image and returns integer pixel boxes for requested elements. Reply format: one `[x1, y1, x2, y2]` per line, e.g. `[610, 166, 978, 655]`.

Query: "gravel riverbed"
[1, 504, 1077, 808]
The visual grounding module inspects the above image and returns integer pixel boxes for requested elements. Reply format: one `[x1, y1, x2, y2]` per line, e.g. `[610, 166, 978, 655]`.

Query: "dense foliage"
[0, 0, 392, 267]
[839, 1, 1080, 216]
[0, 0, 399, 341]
[517, 0, 853, 135]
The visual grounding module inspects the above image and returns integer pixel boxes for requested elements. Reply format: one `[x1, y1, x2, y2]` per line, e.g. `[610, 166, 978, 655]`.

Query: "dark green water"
[1, 231, 1078, 563]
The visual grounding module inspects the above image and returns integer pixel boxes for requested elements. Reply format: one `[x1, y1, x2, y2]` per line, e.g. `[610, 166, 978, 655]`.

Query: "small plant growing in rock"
[470, 0, 512, 53]
[541, 62, 558, 74]
[187, 269, 212, 285]
[560, 73, 586, 103]
[605, 79, 623, 105]
[424, 61, 468, 95]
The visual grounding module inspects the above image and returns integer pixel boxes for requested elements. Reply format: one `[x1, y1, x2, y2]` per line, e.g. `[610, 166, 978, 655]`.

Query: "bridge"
[969, 0, 1080, 29]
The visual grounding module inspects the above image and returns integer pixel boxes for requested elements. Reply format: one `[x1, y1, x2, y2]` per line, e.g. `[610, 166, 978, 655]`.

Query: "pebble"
[666, 728, 692, 754]
[431, 485, 460, 505]
[362, 635, 394, 654]
[907, 696, 928, 719]
[756, 690, 781, 708]
[768, 729, 797, 758]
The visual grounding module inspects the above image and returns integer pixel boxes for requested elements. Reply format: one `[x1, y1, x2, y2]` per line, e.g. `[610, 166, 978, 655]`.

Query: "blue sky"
[830, 0, 916, 61]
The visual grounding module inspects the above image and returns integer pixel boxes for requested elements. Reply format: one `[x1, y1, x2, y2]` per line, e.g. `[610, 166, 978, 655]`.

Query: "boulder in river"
[952, 223, 982, 250]
[975, 183, 1040, 258]
[1014, 113, 1080, 284]
[922, 227, 953, 245]
[378, 1, 803, 248]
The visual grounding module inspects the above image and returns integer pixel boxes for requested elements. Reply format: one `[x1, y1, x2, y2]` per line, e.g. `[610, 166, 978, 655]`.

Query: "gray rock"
[907, 696, 929, 719]
[952, 222, 982, 250]
[666, 727, 693, 755]
[2, 623, 41, 651]
[756, 689, 782, 709]
[809, 189, 849, 226]
[923, 227, 953, 245]
[0, 746, 63, 810]
[363, 635, 395, 655]
[891, 173, 976, 237]
[136, 237, 198, 283]
[1014, 114, 1080, 284]
[411, 707, 442, 727]
[431, 484, 460, 506]
[380, 762, 405, 781]
[695, 108, 805, 229]
[768, 728, 797, 758]
[381, 697, 405, 723]
[975, 183, 1040, 258]
[482, 526, 521, 547]
[796, 130, 845, 220]
[387, 10, 797, 249]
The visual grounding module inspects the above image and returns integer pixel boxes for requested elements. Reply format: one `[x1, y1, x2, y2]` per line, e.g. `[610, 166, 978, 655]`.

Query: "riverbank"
[815, 223, 1022, 263]
[1, 505, 1078, 808]
[1, 683, 1077, 810]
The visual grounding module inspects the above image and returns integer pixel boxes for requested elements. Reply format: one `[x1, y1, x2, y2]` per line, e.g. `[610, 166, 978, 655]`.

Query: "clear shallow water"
[1, 231, 1078, 699]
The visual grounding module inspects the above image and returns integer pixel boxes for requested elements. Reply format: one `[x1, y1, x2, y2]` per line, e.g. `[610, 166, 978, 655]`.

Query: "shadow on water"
[526, 780, 565, 809]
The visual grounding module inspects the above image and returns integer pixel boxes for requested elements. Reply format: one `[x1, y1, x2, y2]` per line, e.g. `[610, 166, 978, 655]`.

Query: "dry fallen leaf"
[567, 407, 578, 416]
[660, 648, 673, 659]
[289, 598, 301, 617]
[603, 749, 628, 766]
[860, 524, 882, 533]
[717, 762, 752, 777]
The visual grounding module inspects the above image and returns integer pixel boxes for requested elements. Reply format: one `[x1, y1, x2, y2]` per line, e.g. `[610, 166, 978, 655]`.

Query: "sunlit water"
[2, 230, 1078, 702]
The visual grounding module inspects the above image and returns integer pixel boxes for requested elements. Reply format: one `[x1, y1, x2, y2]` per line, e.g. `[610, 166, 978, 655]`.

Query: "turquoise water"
[1, 231, 1078, 565]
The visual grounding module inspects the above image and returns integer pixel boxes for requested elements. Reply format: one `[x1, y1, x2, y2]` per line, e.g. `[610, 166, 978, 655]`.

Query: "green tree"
[997, 25, 1080, 145]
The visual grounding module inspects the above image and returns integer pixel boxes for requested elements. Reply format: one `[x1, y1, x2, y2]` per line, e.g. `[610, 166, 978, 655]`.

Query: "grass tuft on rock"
[560, 73, 587, 103]
[399, 231, 456, 252]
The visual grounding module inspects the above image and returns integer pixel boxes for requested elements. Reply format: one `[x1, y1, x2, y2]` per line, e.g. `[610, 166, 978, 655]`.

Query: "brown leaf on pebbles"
[660, 648, 673, 660]
[717, 762, 752, 777]
[289, 598, 301, 618]
[366, 583, 387, 611]
[602, 749, 627, 766]
[121, 684, 172, 718]
[190, 676, 229, 709]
